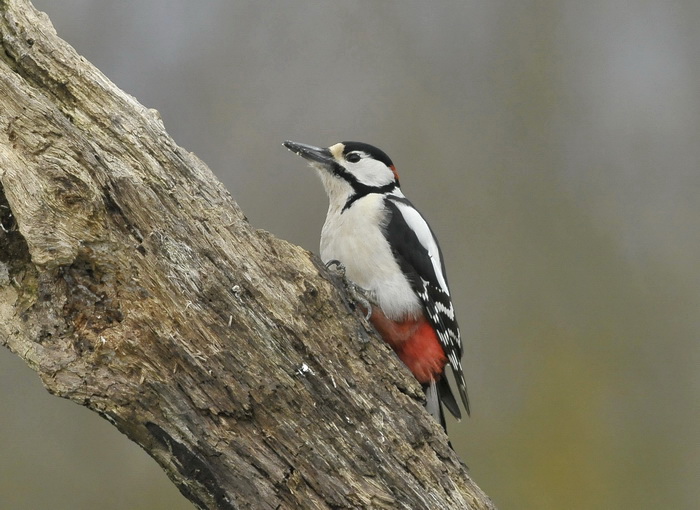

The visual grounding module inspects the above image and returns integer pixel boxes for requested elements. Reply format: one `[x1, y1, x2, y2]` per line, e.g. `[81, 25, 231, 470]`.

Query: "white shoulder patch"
[390, 199, 450, 295]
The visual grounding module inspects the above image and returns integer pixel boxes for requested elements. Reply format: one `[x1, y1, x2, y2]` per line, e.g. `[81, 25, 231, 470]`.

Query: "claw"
[325, 259, 373, 320]
[325, 259, 345, 274]
[351, 288, 373, 321]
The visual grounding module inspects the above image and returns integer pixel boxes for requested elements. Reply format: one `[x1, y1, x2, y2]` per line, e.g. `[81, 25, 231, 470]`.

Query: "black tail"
[422, 377, 460, 450]
[424, 378, 463, 448]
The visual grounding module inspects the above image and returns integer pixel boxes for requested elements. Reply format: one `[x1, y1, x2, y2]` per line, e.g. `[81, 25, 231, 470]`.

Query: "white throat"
[313, 166, 353, 210]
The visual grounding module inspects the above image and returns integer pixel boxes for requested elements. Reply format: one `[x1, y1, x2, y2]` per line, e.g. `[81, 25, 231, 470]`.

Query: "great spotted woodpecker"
[283, 140, 470, 431]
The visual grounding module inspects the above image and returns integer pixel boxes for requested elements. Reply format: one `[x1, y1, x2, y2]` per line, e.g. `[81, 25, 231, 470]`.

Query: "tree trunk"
[0, 1, 495, 508]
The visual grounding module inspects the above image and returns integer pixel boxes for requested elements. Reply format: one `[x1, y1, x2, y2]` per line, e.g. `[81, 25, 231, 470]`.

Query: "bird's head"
[283, 140, 400, 207]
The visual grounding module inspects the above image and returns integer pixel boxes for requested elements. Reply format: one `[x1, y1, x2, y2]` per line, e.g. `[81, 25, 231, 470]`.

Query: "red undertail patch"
[369, 307, 447, 383]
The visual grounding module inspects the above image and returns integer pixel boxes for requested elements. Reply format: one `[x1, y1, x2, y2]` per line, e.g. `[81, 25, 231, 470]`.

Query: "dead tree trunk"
[0, 1, 495, 508]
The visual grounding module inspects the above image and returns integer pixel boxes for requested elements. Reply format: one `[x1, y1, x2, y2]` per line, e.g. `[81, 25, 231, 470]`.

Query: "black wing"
[384, 195, 470, 417]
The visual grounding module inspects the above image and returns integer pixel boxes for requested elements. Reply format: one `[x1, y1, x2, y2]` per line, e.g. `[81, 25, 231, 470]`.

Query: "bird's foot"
[325, 259, 373, 320]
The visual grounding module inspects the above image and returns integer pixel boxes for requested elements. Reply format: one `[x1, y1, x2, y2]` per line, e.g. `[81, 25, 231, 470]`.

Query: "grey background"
[2, 1, 699, 509]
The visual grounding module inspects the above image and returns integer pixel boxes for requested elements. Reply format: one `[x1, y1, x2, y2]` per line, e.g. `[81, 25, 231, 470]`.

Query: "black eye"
[346, 152, 361, 163]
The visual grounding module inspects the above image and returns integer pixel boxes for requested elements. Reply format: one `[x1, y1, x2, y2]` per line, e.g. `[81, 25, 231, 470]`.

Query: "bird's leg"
[325, 259, 373, 320]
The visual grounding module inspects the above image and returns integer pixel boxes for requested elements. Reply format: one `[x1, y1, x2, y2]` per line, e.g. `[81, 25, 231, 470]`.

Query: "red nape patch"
[369, 308, 447, 383]
[389, 164, 400, 182]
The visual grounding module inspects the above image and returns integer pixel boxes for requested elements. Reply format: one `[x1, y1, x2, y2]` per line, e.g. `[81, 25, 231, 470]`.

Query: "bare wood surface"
[0, 1, 495, 508]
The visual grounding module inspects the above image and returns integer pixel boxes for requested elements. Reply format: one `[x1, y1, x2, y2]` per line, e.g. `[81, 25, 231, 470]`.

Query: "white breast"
[320, 194, 421, 320]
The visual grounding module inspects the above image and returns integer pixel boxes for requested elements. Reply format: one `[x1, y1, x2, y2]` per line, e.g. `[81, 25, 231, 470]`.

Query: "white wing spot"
[435, 301, 455, 320]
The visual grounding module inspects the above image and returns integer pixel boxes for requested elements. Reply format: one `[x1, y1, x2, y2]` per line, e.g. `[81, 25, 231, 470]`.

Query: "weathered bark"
[0, 1, 495, 508]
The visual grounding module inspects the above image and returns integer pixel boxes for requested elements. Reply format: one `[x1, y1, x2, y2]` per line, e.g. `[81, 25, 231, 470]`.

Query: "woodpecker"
[283, 140, 470, 431]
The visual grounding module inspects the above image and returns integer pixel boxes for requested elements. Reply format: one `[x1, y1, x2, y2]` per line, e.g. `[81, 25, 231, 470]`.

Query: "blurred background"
[2, 0, 698, 508]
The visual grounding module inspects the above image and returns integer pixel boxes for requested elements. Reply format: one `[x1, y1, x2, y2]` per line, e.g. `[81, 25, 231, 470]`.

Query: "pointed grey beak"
[283, 141, 333, 166]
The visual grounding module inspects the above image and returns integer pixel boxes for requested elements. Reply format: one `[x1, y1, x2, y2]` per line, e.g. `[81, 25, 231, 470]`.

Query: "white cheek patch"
[351, 159, 395, 187]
